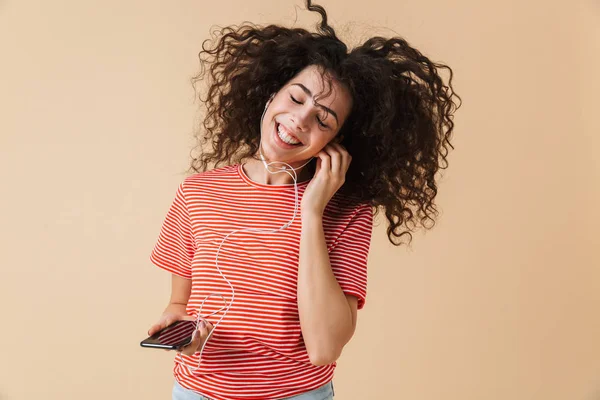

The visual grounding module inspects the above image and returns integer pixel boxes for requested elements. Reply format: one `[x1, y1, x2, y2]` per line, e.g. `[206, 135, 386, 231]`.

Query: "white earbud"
[264, 93, 275, 109]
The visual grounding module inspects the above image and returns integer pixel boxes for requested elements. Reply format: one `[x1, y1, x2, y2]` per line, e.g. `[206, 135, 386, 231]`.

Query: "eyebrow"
[291, 83, 339, 126]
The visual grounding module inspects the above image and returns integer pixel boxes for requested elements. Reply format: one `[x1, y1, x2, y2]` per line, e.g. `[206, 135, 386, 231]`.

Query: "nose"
[290, 108, 311, 132]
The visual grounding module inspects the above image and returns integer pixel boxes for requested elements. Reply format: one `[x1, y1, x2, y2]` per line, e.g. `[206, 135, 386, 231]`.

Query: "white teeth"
[277, 124, 301, 145]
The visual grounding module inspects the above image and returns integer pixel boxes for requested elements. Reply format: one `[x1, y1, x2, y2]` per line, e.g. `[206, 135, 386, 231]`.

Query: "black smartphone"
[140, 320, 197, 350]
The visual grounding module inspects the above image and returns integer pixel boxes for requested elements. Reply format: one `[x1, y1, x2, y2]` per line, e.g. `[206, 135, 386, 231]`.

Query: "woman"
[147, 1, 461, 399]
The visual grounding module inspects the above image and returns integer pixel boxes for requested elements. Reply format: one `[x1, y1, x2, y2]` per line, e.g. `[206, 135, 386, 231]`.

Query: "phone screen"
[140, 320, 197, 349]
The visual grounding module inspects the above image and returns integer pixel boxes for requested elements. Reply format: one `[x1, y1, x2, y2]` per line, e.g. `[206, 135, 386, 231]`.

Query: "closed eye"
[290, 95, 329, 128]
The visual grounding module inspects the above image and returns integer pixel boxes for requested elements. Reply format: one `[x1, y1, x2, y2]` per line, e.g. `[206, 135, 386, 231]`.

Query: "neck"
[243, 157, 313, 185]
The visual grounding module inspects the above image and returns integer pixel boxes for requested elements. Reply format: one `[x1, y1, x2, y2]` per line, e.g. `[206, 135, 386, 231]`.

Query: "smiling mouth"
[275, 122, 303, 146]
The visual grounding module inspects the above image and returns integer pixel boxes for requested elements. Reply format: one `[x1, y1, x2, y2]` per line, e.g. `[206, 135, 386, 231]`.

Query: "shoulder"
[180, 164, 240, 191]
[323, 194, 373, 241]
[326, 192, 373, 221]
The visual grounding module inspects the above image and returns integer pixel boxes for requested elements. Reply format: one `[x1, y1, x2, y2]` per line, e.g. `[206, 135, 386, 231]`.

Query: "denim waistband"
[172, 379, 334, 400]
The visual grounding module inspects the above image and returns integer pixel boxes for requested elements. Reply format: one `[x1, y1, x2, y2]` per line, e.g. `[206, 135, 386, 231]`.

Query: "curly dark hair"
[187, 0, 462, 246]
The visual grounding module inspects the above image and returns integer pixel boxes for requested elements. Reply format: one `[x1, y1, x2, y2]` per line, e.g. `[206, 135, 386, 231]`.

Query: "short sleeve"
[150, 180, 195, 279]
[329, 202, 373, 310]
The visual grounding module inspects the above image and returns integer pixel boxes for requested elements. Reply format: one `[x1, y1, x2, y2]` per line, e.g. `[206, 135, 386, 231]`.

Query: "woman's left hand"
[301, 142, 352, 216]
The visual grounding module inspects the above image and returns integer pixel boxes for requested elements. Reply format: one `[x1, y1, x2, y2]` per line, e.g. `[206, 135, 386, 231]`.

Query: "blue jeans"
[172, 379, 335, 400]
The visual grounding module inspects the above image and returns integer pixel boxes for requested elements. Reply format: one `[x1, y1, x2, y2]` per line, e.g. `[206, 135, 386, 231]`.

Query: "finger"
[179, 330, 201, 356]
[197, 320, 210, 341]
[148, 314, 178, 336]
[196, 320, 214, 348]
[330, 143, 351, 172]
[316, 149, 331, 174]
[331, 142, 349, 158]
[324, 144, 342, 175]
[148, 321, 167, 336]
[329, 142, 347, 157]
[313, 153, 322, 175]
[198, 318, 213, 330]
[147, 325, 160, 336]
[179, 320, 213, 356]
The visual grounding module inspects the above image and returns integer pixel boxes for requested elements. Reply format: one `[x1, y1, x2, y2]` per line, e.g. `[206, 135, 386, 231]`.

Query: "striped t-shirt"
[150, 163, 373, 400]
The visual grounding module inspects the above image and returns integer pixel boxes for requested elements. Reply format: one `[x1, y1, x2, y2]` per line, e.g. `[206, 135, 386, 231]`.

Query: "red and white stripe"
[150, 163, 373, 400]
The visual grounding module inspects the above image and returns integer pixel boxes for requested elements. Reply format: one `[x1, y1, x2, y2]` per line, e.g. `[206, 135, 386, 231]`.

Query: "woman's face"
[260, 65, 353, 165]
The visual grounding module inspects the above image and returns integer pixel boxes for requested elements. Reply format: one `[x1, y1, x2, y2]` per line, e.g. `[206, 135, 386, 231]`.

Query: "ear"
[333, 134, 344, 144]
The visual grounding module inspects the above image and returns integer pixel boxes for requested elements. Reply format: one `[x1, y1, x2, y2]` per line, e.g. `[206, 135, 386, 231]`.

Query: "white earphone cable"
[176, 95, 314, 374]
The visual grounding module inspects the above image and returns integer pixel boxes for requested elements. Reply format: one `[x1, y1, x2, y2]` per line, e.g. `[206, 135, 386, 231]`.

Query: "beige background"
[1, 0, 598, 399]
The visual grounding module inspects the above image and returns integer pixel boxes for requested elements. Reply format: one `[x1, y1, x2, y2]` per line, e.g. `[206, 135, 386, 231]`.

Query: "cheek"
[312, 136, 335, 150]
[267, 104, 285, 121]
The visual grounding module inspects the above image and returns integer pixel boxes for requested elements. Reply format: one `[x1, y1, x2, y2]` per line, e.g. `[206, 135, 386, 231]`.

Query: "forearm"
[297, 212, 355, 365]
[162, 302, 187, 315]
[148, 275, 192, 336]
[165, 274, 192, 313]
